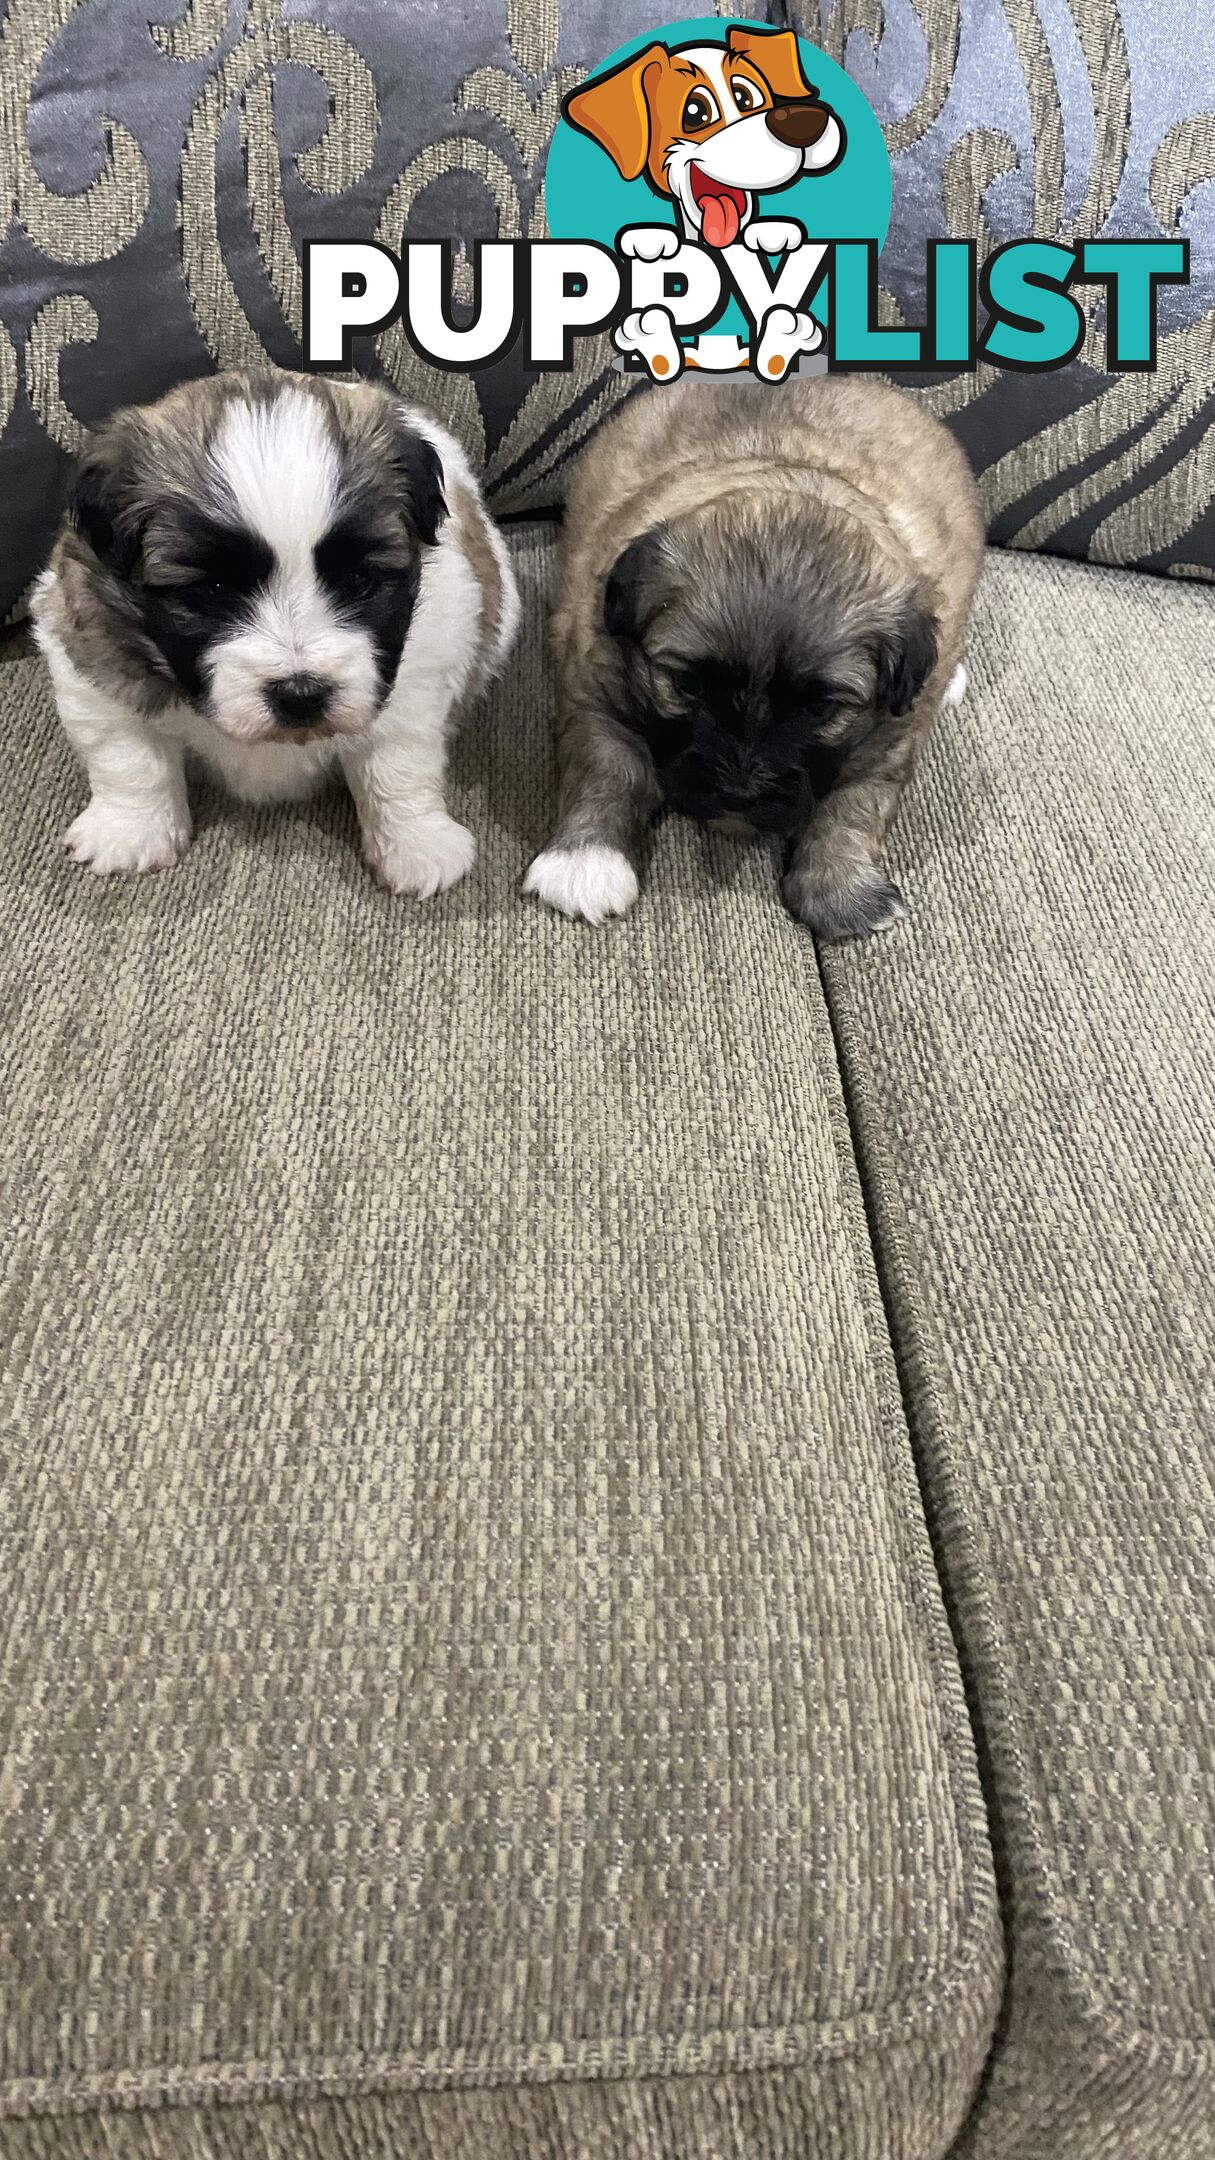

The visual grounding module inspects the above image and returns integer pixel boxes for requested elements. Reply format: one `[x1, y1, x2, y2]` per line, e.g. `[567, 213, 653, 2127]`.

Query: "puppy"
[564, 26, 843, 379]
[33, 370, 518, 895]
[525, 377, 982, 938]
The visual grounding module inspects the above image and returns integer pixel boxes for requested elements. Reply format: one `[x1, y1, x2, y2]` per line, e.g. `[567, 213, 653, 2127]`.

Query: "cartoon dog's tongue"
[701, 191, 740, 248]
[690, 168, 746, 249]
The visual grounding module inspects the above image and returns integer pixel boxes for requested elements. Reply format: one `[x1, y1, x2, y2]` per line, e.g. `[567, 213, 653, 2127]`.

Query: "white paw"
[523, 844, 639, 926]
[618, 226, 680, 263]
[613, 305, 684, 382]
[743, 218, 805, 255]
[367, 813, 476, 899]
[753, 306, 822, 382]
[63, 799, 190, 876]
[943, 663, 968, 707]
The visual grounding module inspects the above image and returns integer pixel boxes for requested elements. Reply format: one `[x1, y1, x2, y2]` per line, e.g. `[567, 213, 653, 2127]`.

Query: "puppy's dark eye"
[793, 675, 850, 720]
[315, 521, 396, 603]
[682, 89, 719, 132]
[141, 522, 272, 609]
[145, 572, 229, 606]
[667, 661, 703, 699]
[331, 558, 395, 614]
[336, 560, 380, 594]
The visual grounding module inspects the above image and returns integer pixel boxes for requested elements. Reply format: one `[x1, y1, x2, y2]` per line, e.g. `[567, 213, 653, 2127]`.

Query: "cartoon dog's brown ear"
[726, 25, 815, 104]
[563, 44, 669, 181]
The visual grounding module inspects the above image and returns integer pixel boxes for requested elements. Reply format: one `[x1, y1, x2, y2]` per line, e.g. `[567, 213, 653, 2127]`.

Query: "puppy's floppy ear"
[873, 590, 940, 717]
[563, 44, 668, 182]
[392, 424, 447, 549]
[726, 25, 814, 103]
[69, 432, 144, 579]
[603, 528, 667, 641]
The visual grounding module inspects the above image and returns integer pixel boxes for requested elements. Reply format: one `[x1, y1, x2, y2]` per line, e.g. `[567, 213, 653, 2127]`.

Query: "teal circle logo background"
[545, 18, 891, 341]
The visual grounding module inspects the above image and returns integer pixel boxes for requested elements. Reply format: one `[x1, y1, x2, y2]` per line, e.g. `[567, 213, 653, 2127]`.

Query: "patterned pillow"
[1, 0, 1210, 621]
[793, 0, 1215, 579]
[0, 0, 774, 622]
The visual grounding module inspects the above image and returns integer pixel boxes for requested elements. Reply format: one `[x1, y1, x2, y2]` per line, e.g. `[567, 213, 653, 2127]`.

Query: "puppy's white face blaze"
[200, 391, 383, 745]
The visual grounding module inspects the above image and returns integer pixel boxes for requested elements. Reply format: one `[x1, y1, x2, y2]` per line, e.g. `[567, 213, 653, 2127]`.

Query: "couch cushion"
[819, 550, 1215, 2156]
[0, 528, 998, 2157]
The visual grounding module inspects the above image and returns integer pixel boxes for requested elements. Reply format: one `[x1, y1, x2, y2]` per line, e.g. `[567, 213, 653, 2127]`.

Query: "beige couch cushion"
[821, 550, 1215, 2156]
[0, 529, 997, 2158]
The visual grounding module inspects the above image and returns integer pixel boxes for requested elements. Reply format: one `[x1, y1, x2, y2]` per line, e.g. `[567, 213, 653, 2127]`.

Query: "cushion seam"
[806, 946, 1003, 2012]
[0, 1919, 999, 2120]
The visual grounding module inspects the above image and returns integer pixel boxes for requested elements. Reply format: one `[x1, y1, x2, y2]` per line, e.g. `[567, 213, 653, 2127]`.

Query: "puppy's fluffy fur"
[34, 370, 518, 895]
[526, 377, 982, 937]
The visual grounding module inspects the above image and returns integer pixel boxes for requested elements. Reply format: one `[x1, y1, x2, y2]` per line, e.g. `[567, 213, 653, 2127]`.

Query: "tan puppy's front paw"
[618, 226, 681, 263]
[782, 862, 907, 942]
[523, 844, 639, 925]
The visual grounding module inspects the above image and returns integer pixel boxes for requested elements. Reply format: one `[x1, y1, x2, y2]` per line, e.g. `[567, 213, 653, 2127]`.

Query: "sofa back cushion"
[2, 0, 1210, 619]
[0, 0, 777, 621]
[796, 0, 1215, 579]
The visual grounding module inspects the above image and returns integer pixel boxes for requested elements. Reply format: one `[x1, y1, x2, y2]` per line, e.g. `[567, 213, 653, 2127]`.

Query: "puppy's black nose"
[767, 99, 833, 149]
[717, 757, 762, 809]
[267, 672, 332, 728]
[718, 777, 757, 809]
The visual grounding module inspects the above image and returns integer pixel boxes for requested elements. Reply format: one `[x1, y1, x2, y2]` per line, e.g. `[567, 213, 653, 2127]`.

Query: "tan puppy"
[525, 377, 983, 940]
[564, 26, 845, 378]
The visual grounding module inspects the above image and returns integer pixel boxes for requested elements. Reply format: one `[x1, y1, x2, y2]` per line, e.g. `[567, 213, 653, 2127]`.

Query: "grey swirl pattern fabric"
[0, 527, 1001, 2155]
[3, 0, 1210, 621]
[795, 0, 1215, 578]
[0, 0, 773, 622]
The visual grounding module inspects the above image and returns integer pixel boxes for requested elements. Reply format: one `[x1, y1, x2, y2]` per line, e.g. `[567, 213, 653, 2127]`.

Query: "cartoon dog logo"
[563, 24, 844, 380]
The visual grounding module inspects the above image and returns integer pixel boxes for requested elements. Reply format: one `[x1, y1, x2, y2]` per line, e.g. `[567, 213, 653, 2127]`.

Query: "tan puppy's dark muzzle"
[767, 100, 833, 149]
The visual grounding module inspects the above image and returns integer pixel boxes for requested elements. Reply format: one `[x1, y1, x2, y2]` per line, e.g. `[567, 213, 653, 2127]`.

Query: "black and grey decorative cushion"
[798, 0, 1215, 580]
[0, 0, 1211, 621]
[0, 0, 776, 621]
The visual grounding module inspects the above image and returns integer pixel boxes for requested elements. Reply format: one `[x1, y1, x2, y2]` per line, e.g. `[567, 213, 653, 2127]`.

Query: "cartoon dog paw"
[753, 305, 823, 382]
[618, 226, 681, 264]
[613, 305, 685, 382]
[743, 219, 806, 256]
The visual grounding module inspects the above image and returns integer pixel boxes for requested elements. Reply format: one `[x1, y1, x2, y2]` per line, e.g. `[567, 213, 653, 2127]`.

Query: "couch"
[2, 6, 1213, 2158]
[4, 527, 1213, 2160]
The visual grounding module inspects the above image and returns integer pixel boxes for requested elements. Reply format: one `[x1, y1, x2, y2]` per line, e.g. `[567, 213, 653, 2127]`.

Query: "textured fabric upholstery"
[0, 529, 999, 2157]
[821, 550, 1215, 2156]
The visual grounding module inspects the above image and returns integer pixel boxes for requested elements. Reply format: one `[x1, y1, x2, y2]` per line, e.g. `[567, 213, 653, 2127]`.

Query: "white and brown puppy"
[526, 377, 983, 938]
[33, 370, 518, 895]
